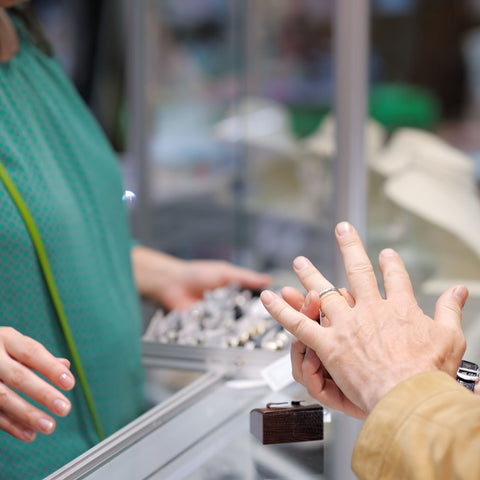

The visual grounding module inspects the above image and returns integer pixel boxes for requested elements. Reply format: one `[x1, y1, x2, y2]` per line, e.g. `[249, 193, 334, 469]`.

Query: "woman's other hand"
[0, 327, 75, 441]
[132, 246, 271, 311]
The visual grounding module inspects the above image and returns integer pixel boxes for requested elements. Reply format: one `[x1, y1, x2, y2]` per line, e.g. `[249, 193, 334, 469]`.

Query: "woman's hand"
[132, 246, 271, 311]
[0, 327, 75, 442]
[261, 222, 468, 415]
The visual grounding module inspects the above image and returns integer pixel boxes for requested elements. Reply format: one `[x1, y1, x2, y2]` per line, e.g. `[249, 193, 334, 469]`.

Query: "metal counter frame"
[46, 342, 325, 480]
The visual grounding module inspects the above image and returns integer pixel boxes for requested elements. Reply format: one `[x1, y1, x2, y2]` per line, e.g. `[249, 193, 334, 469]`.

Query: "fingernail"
[22, 429, 35, 441]
[260, 290, 274, 306]
[293, 256, 309, 271]
[37, 418, 54, 434]
[453, 285, 468, 305]
[54, 399, 70, 416]
[336, 222, 353, 236]
[59, 373, 74, 389]
[381, 248, 396, 257]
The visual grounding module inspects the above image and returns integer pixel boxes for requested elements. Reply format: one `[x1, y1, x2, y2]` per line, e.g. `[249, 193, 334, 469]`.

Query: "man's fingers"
[338, 288, 355, 307]
[282, 288, 328, 322]
[432, 285, 468, 375]
[307, 378, 367, 420]
[292, 256, 333, 293]
[291, 257, 350, 320]
[281, 286, 306, 311]
[300, 291, 321, 320]
[261, 290, 325, 350]
[335, 222, 381, 301]
[434, 285, 468, 330]
[291, 338, 307, 384]
[302, 346, 323, 378]
[301, 347, 325, 391]
[378, 248, 415, 301]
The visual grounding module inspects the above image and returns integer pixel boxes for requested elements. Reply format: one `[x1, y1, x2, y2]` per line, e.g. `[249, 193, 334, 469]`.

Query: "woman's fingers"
[0, 327, 73, 437]
[0, 411, 37, 442]
[0, 328, 76, 441]
[3, 329, 75, 392]
[58, 358, 71, 369]
[0, 382, 58, 436]
[335, 222, 381, 301]
[0, 355, 72, 418]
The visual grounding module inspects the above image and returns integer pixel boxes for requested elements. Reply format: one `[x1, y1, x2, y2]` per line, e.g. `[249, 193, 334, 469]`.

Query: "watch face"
[457, 360, 480, 382]
[461, 360, 478, 370]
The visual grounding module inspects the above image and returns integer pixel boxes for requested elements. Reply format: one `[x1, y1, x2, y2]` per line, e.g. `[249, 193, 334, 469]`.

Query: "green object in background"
[288, 105, 330, 139]
[369, 84, 441, 130]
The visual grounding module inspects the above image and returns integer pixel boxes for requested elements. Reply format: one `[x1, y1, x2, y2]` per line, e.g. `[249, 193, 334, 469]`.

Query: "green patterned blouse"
[0, 17, 144, 480]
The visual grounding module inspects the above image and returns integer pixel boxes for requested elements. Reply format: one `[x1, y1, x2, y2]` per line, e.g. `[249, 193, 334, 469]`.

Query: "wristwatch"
[456, 360, 480, 391]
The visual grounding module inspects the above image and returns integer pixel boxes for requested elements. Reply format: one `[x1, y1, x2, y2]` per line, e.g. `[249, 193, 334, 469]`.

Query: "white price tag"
[261, 354, 294, 392]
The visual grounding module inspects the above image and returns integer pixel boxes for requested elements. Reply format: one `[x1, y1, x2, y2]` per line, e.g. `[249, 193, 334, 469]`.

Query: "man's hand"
[281, 286, 366, 419]
[261, 222, 468, 414]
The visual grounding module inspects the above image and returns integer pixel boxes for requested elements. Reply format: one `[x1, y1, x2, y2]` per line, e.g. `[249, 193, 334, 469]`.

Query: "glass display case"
[126, 0, 480, 477]
[46, 345, 327, 480]
[126, 0, 341, 281]
[366, 0, 480, 364]
[124, 4, 367, 474]
[45, 1, 480, 478]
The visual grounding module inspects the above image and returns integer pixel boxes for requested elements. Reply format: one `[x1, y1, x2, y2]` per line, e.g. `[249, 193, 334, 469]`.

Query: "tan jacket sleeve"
[351, 371, 480, 480]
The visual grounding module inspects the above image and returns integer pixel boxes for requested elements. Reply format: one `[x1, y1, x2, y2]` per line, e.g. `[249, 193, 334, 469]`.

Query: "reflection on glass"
[368, 1, 480, 298]
[144, 366, 204, 407]
[138, 0, 336, 283]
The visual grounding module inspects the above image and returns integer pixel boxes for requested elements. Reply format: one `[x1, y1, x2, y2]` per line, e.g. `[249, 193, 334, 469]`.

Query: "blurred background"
[32, 0, 480, 288]
[31, 1, 480, 478]
[32, 0, 480, 352]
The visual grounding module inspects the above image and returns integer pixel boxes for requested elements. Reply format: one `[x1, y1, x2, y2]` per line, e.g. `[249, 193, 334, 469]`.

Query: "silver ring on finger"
[318, 287, 341, 298]
[318, 287, 341, 325]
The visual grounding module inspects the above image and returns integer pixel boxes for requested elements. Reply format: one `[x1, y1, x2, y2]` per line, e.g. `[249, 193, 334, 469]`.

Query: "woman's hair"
[9, 3, 53, 56]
